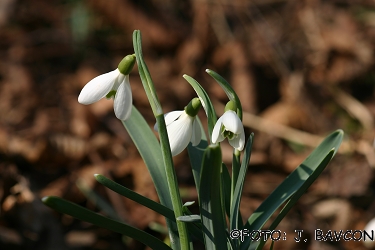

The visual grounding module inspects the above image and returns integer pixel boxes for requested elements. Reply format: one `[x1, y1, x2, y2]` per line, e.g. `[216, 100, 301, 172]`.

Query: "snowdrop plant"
[43, 30, 344, 250]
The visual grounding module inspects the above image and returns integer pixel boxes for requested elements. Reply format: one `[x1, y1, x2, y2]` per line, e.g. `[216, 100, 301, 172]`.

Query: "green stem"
[231, 149, 241, 206]
[156, 114, 190, 250]
[132, 29, 189, 249]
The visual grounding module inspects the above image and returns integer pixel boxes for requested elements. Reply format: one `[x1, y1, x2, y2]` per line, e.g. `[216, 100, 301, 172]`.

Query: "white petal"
[211, 116, 225, 144]
[191, 118, 201, 146]
[154, 111, 183, 132]
[164, 111, 184, 126]
[114, 76, 132, 120]
[112, 72, 125, 91]
[167, 112, 193, 156]
[228, 127, 245, 151]
[221, 110, 243, 134]
[78, 69, 119, 105]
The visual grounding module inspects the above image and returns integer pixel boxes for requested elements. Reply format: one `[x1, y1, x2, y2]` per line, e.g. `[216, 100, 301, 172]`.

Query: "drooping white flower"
[78, 55, 135, 121]
[212, 110, 245, 151]
[155, 110, 201, 156]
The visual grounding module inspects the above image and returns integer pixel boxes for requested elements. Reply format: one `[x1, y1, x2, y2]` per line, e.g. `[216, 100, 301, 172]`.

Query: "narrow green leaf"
[199, 144, 227, 250]
[254, 150, 335, 250]
[205, 69, 242, 120]
[221, 163, 232, 217]
[76, 179, 121, 221]
[133, 30, 162, 115]
[241, 130, 343, 249]
[122, 106, 180, 248]
[122, 106, 172, 209]
[94, 174, 175, 220]
[187, 117, 208, 192]
[42, 196, 172, 250]
[230, 134, 254, 232]
[183, 74, 217, 139]
[177, 215, 201, 223]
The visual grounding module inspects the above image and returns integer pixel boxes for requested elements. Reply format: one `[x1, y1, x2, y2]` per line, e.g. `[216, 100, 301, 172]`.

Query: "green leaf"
[183, 74, 217, 139]
[42, 196, 172, 250]
[221, 163, 232, 218]
[205, 69, 242, 120]
[76, 179, 121, 221]
[199, 144, 228, 249]
[122, 106, 180, 248]
[94, 174, 175, 220]
[230, 134, 254, 234]
[241, 129, 344, 249]
[133, 30, 162, 116]
[187, 140, 208, 192]
[254, 150, 335, 250]
[177, 215, 201, 223]
[123, 106, 172, 209]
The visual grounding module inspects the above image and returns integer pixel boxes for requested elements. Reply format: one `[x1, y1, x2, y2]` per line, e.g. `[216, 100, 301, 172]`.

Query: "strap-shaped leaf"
[241, 129, 343, 249]
[206, 69, 242, 120]
[95, 174, 205, 244]
[122, 106, 172, 209]
[221, 163, 231, 217]
[187, 116, 208, 193]
[183, 74, 217, 139]
[230, 134, 254, 233]
[42, 196, 172, 250]
[95, 174, 175, 220]
[122, 106, 180, 248]
[254, 149, 335, 250]
[199, 144, 228, 249]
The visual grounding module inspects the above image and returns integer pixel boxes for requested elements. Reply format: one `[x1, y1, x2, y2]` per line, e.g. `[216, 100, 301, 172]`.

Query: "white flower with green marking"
[78, 55, 135, 121]
[155, 98, 202, 156]
[212, 110, 245, 151]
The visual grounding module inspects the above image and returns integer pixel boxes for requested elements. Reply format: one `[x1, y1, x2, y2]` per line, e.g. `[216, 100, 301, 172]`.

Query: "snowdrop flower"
[155, 98, 202, 156]
[212, 101, 245, 151]
[78, 55, 136, 121]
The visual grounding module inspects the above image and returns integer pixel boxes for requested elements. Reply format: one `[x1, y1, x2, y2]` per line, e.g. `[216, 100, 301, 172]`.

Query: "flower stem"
[157, 114, 190, 250]
[133, 29, 189, 249]
[231, 149, 241, 206]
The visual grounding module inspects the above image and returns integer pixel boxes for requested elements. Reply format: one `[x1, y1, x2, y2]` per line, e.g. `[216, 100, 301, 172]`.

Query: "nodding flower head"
[78, 55, 136, 121]
[211, 107, 245, 151]
[155, 98, 202, 156]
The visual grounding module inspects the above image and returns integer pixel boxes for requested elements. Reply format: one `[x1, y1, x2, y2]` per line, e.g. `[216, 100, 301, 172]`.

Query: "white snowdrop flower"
[155, 98, 202, 156]
[78, 55, 135, 121]
[212, 110, 245, 151]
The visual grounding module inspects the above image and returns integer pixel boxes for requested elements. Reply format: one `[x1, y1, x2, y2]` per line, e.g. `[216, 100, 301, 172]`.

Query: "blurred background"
[1, 0, 375, 249]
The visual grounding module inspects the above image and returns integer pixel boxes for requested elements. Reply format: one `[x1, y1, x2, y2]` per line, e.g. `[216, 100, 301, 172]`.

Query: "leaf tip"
[41, 196, 57, 207]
